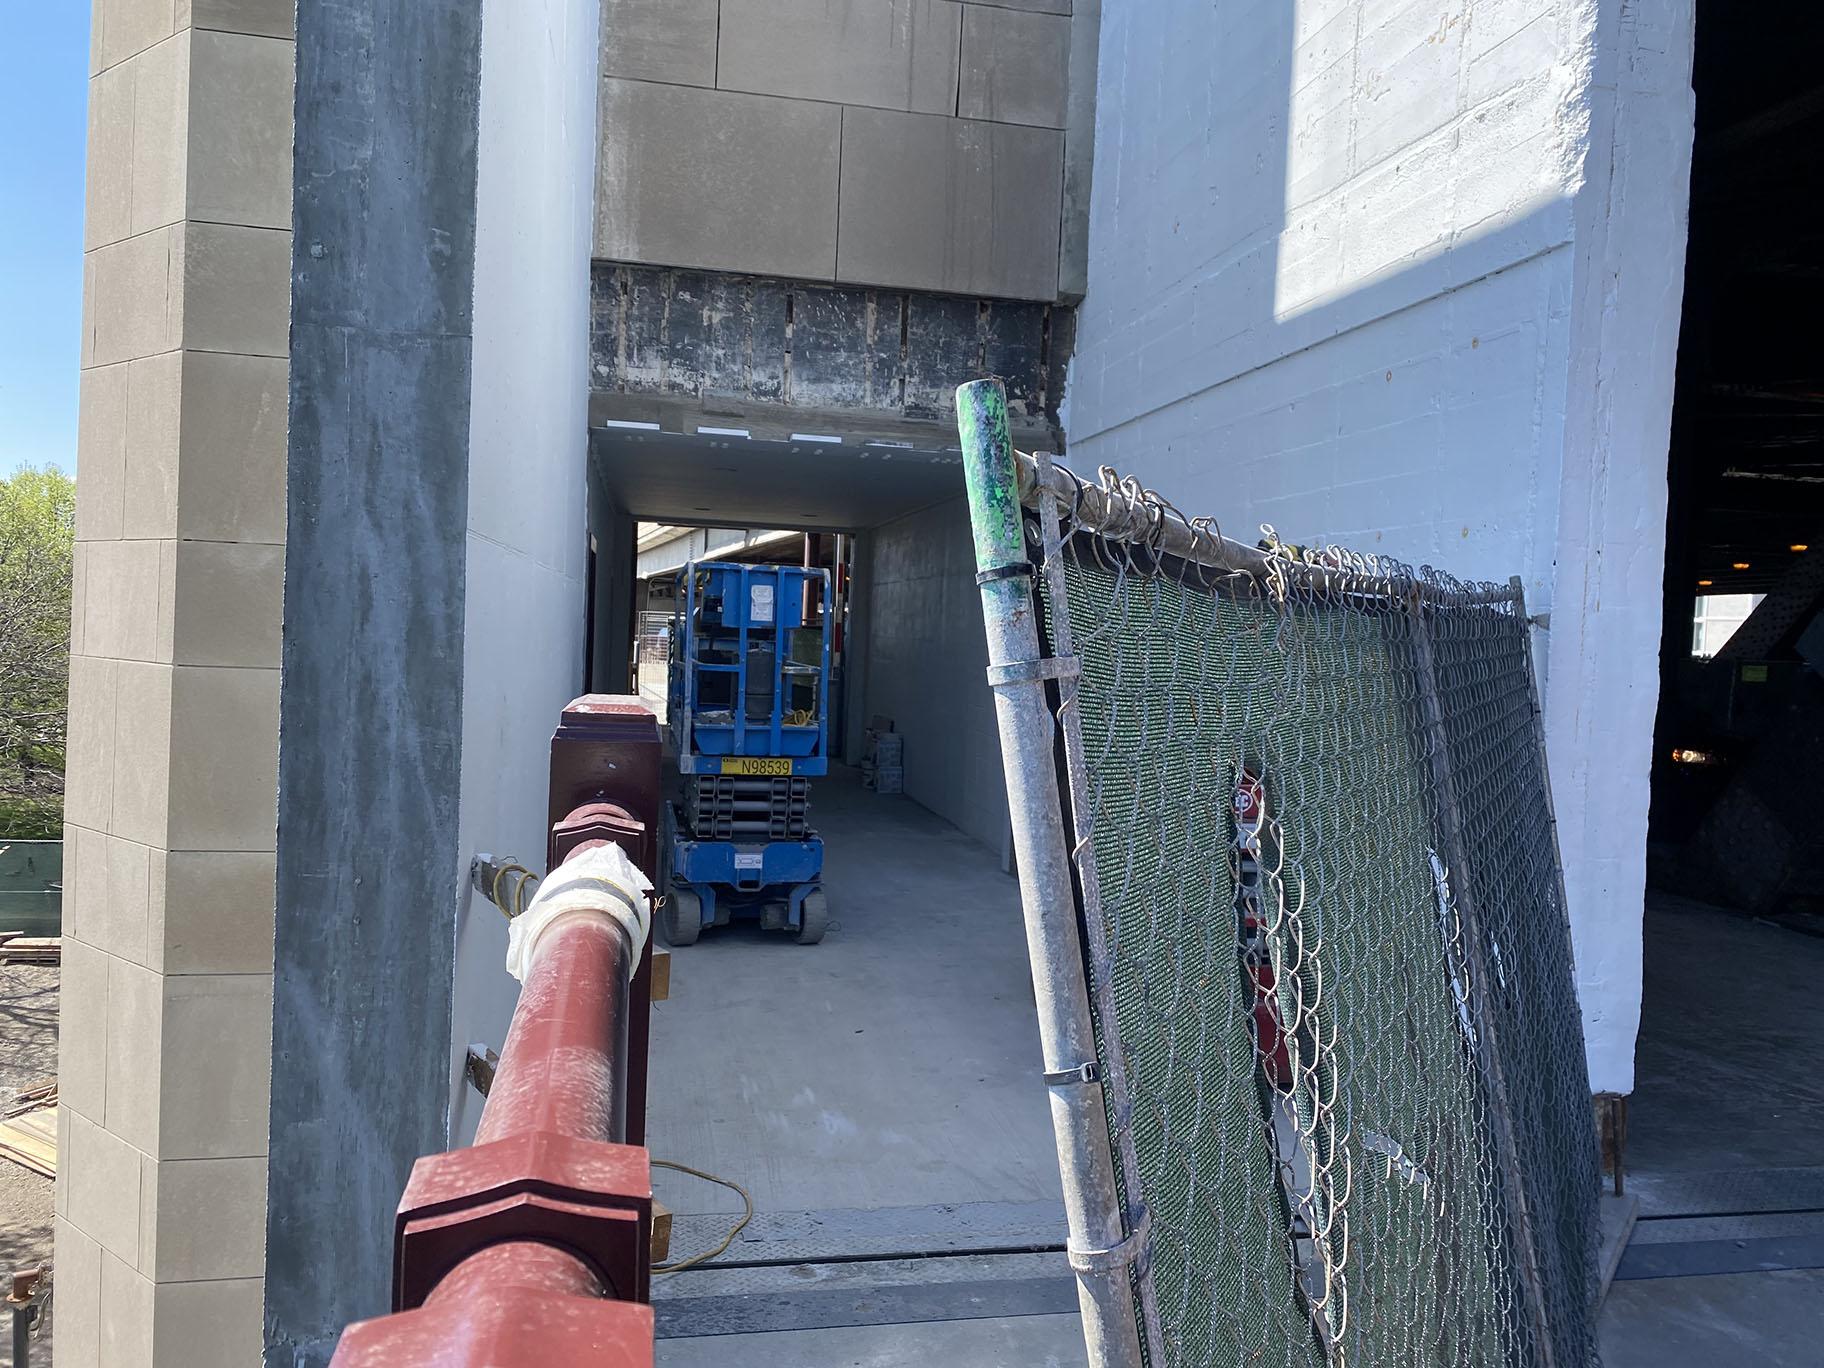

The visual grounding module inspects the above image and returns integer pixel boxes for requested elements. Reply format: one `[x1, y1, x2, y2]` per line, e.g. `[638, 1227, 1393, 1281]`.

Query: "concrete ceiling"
[590, 427, 967, 531]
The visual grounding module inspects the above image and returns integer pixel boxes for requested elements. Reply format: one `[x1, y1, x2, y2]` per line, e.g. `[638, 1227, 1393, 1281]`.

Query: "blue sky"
[1, 9, 89, 475]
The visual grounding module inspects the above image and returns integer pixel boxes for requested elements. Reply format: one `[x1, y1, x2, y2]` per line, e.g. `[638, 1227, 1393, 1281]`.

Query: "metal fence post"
[957, 378, 1144, 1368]
[1407, 603, 1560, 1368]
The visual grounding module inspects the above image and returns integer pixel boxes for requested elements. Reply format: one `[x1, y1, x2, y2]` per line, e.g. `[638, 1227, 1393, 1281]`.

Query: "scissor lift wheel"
[664, 888, 703, 947]
[797, 889, 829, 945]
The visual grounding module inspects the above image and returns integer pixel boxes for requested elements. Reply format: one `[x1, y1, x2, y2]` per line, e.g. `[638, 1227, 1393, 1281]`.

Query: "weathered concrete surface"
[590, 264, 1069, 439]
[267, 3, 483, 1363]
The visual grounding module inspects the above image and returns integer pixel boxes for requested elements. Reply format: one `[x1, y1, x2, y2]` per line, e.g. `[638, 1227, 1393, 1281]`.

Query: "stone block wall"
[594, 0, 1093, 302]
[58, 1, 294, 1363]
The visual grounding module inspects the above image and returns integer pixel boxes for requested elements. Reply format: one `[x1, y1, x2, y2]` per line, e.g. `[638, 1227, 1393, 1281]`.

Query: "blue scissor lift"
[661, 560, 832, 945]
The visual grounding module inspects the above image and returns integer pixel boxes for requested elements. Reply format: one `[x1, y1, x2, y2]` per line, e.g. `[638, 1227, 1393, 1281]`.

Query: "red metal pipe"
[332, 701, 661, 1366]
[425, 1241, 603, 1308]
[331, 839, 652, 1365]
[476, 913, 632, 1147]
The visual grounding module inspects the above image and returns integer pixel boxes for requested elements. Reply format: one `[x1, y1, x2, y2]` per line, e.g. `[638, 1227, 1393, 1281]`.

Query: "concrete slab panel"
[181, 0, 297, 39]
[84, 60, 134, 250]
[596, 79, 841, 280]
[188, 29, 295, 230]
[179, 222, 291, 357]
[601, 0, 719, 88]
[837, 108, 1063, 299]
[717, 0, 961, 116]
[658, 1313, 1089, 1367]
[958, 4, 1070, 129]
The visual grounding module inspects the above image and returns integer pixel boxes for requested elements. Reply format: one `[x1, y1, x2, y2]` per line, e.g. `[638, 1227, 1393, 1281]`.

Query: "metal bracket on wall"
[464, 1045, 498, 1098]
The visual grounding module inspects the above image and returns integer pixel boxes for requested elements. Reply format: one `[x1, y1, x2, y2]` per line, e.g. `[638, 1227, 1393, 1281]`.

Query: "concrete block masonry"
[594, 0, 1086, 301]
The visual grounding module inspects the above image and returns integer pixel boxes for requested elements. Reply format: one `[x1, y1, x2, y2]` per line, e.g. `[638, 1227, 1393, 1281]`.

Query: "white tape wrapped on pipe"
[505, 841, 652, 983]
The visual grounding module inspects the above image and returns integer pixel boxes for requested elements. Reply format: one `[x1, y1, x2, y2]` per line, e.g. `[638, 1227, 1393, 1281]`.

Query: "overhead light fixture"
[1697, 579, 1713, 587]
[1732, 561, 1751, 570]
[1791, 543, 1810, 553]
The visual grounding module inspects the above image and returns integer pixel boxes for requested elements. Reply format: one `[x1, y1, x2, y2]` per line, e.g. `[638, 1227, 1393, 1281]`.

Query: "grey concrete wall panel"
[187, 0, 298, 38]
[600, 0, 719, 87]
[957, 5, 1070, 128]
[717, 0, 962, 116]
[966, 0, 1069, 11]
[866, 496, 1009, 851]
[595, 79, 842, 280]
[1057, 0, 1100, 300]
[269, 2, 482, 1364]
[836, 108, 1063, 300]
[589, 263, 1069, 434]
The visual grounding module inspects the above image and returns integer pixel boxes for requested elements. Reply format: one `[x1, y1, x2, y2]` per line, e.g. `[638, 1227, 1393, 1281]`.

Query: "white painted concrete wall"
[866, 498, 1009, 855]
[447, 0, 602, 1143]
[1067, 0, 1694, 1093]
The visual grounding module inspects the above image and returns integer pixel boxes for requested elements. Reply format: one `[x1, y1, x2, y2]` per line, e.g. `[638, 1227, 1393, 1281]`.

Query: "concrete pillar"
[58, 2, 295, 1363]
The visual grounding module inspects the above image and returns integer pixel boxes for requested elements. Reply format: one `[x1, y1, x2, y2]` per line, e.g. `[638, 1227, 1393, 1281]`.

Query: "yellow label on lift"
[721, 757, 793, 776]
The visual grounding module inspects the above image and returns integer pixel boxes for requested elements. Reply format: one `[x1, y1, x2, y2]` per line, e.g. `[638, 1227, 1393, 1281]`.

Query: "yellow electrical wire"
[488, 863, 539, 919]
[651, 1159, 754, 1276]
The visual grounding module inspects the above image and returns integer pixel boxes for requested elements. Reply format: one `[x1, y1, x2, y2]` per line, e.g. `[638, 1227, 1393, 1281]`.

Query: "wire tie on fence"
[974, 562, 1034, 587]
[986, 656, 1081, 689]
[1067, 1206, 1152, 1276]
[1042, 1060, 1101, 1088]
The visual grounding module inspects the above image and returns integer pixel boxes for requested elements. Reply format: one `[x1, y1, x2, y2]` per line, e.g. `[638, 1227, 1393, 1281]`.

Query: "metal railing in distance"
[331, 697, 663, 1367]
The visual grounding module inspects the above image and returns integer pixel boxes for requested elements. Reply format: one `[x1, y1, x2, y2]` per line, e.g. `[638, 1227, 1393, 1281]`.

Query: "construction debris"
[0, 1081, 57, 1179]
[0, 934, 59, 965]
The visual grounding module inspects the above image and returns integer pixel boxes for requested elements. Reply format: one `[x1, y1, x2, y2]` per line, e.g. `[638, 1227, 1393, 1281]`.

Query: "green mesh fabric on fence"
[1030, 522, 1598, 1368]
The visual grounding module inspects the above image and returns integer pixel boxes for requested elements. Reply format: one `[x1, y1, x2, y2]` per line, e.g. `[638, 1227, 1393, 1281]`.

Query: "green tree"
[0, 466, 75, 838]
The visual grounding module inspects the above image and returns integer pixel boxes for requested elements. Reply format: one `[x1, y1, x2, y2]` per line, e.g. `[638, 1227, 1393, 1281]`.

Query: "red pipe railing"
[332, 697, 662, 1367]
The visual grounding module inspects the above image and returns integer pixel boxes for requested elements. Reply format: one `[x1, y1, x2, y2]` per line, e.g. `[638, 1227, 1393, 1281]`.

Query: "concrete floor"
[651, 781, 1824, 1366]
[1626, 893, 1824, 1173]
[1591, 892, 1824, 1367]
[647, 766, 1058, 1220]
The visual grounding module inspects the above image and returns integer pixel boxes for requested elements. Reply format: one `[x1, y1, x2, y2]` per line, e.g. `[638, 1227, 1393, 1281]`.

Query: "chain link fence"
[957, 380, 1600, 1368]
